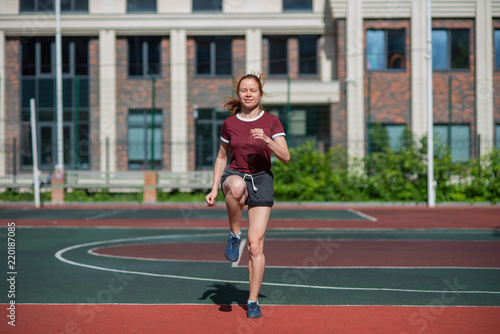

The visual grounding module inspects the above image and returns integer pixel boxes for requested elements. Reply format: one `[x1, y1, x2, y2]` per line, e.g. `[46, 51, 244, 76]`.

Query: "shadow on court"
[198, 283, 266, 312]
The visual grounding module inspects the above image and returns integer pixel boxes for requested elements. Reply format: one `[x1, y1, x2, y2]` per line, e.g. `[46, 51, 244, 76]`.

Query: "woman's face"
[238, 78, 261, 111]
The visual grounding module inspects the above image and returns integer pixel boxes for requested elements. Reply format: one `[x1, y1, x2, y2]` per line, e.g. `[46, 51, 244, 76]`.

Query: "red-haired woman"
[205, 73, 290, 318]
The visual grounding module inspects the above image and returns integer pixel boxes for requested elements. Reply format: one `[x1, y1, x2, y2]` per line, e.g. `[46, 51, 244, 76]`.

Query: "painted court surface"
[1, 204, 499, 333]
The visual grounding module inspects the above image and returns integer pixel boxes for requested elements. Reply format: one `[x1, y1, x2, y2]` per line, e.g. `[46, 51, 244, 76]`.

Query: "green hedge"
[273, 136, 500, 204]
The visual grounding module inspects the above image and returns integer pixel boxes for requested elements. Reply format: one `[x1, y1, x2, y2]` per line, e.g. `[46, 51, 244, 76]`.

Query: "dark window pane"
[496, 30, 500, 69]
[61, 0, 71, 11]
[127, 0, 156, 12]
[40, 126, 53, 166]
[38, 0, 54, 12]
[451, 30, 469, 69]
[38, 79, 54, 108]
[196, 39, 211, 74]
[63, 78, 73, 108]
[128, 37, 143, 75]
[22, 41, 36, 76]
[60, 0, 89, 12]
[432, 30, 448, 70]
[269, 38, 288, 74]
[193, 0, 222, 12]
[22, 78, 36, 108]
[40, 40, 52, 74]
[77, 124, 90, 168]
[298, 35, 317, 74]
[197, 109, 212, 120]
[216, 37, 232, 75]
[78, 78, 89, 108]
[283, 0, 312, 11]
[20, 0, 35, 12]
[387, 30, 405, 69]
[147, 38, 161, 75]
[74, 38, 89, 75]
[74, 0, 89, 12]
[62, 39, 70, 73]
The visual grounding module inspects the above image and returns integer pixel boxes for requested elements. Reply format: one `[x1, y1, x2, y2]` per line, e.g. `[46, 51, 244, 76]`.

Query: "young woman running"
[205, 73, 290, 318]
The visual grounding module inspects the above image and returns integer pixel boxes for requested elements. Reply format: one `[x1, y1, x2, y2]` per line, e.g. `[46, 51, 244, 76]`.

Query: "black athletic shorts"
[220, 168, 274, 207]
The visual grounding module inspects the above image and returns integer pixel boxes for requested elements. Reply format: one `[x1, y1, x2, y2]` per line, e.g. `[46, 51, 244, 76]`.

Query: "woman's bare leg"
[222, 175, 248, 234]
[247, 206, 271, 301]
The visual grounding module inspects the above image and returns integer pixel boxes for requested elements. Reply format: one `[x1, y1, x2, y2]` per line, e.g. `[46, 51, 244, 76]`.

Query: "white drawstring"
[243, 174, 258, 192]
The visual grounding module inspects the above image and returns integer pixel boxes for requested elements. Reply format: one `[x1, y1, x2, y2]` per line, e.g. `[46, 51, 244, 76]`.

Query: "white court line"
[347, 208, 378, 222]
[55, 234, 500, 295]
[85, 210, 125, 220]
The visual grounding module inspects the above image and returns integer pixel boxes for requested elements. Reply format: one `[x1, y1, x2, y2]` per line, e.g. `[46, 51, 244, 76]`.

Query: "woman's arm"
[250, 129, 290, 164]
[205, 141, 230, 206]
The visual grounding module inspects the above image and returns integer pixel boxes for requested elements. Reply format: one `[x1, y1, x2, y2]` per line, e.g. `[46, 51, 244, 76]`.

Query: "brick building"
[0, 0, 498, 175]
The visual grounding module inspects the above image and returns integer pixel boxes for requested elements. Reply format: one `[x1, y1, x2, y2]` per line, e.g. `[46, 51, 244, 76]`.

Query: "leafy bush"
[0, 188, 51, 202]
[64, 189, 142, 202]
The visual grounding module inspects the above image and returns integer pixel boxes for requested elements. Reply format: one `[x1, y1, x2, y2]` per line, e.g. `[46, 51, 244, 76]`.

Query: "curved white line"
[55, 234, 500, 295]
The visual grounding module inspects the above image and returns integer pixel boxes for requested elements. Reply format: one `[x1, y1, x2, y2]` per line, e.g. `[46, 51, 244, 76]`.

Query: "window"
[495, 30, 500, 70]
[283, 0, 312, 12]
[21, 37, 90, 169]
[299, 35, 318, 74]
[195, 37, 232, 76]
[128, 110, 163, 169]
[265, 105, 330, 148]
[195, 108, 230, 170]
[368, 124, 408, 153]
[193, 0, 222, 12]
[127, 0, 156, 13]
[366, 29, 406, 70]
[434, 125, 470, 162]
[20, 0, 88, 13]
[22, 37, 89, 76]
[268, 37, 288, 75]
[128, 37, 161, 77]
[432, 30, 469, 70]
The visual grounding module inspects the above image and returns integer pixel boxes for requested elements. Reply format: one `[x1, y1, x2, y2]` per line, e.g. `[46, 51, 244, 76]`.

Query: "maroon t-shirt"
[220, 111, 285, 174]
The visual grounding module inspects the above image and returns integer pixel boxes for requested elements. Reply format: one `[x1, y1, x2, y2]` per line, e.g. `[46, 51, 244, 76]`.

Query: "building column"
[321, 34, 335, 82]
[411, 0, 429, 140]
[246, 29, 262, 74]
[345, 0, 364, 161]
[99, 30, 117, 172]
[476, 0, 494, 155]
[170, 29, 188, 172]
[0, 31, 5, 176]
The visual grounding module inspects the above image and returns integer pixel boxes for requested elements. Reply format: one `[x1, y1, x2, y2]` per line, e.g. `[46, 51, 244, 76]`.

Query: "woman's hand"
[205, 189, 218, 206]
[250, 128, 270, 144]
